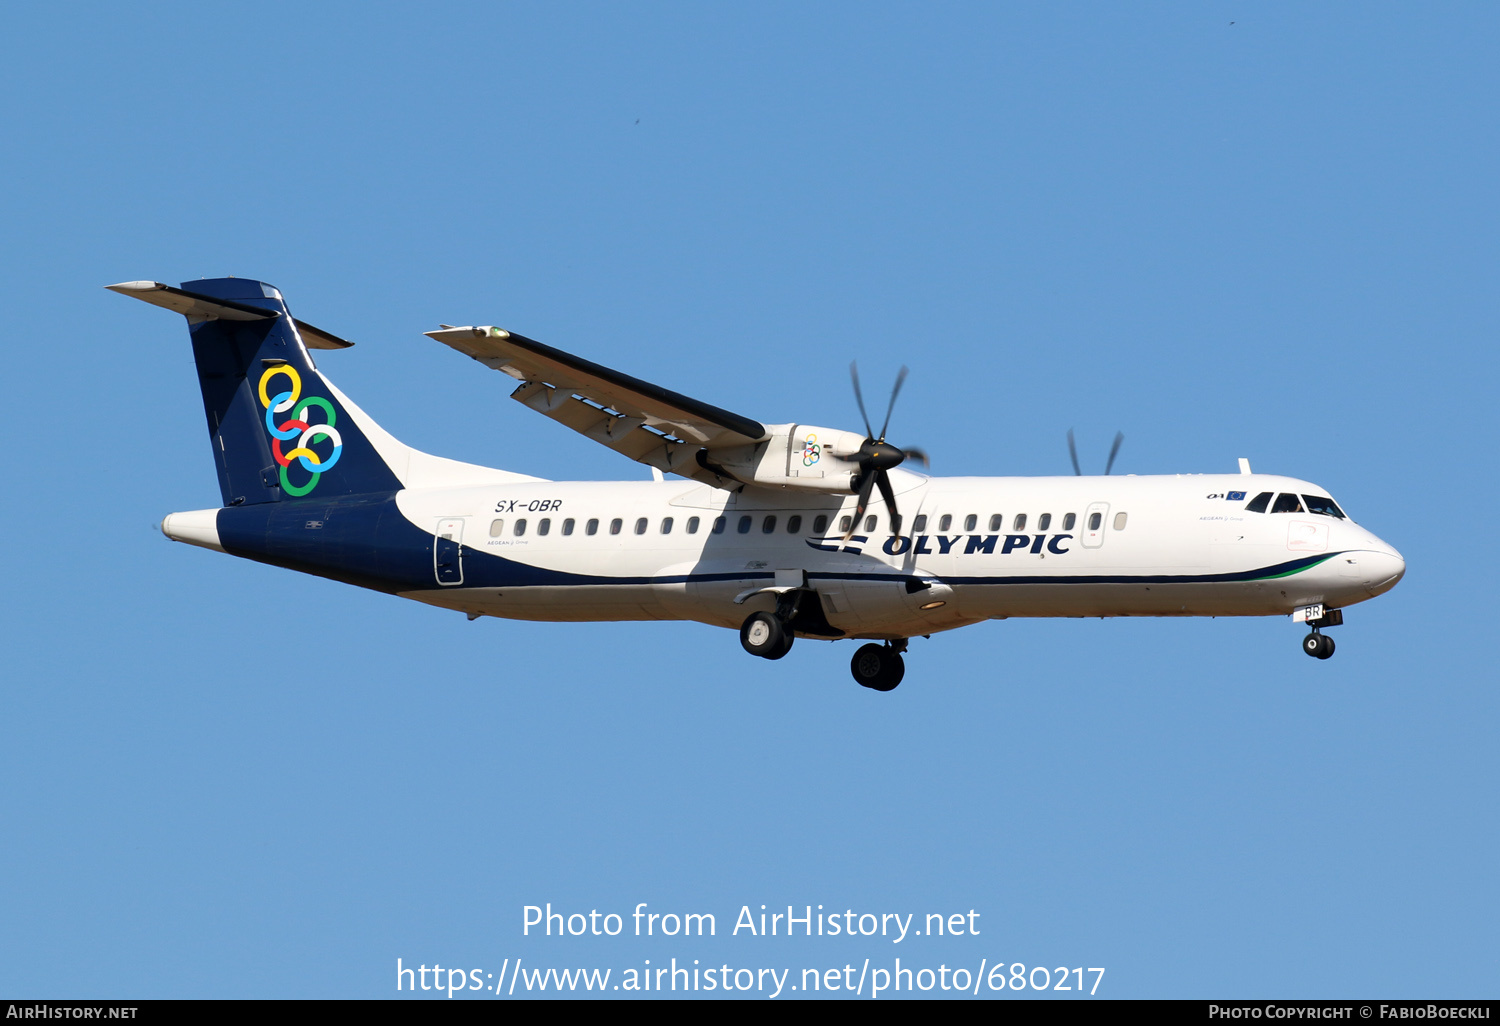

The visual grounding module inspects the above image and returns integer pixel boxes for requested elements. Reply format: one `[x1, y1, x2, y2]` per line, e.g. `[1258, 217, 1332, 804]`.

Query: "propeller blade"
[875, 468, 901, 538]
[1067, 428, 1082, 476]
[843, 472, 877, 542]
[849, 362, 873, 439]
[903, 446, 930, 468]
[877, 366, 909, 441]
[1105, 431, 1124, 475]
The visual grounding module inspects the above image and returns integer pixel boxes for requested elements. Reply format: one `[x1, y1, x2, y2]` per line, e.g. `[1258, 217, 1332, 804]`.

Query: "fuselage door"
[435, 517, 465, 585]
[1081, 502, 1110, 549]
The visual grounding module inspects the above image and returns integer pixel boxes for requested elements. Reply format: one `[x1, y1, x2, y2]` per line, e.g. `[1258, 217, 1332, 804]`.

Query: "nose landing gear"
[850, 639, 907, 691]
[1298, 606, 1342, 659]
[1302, 631, 1335, 659]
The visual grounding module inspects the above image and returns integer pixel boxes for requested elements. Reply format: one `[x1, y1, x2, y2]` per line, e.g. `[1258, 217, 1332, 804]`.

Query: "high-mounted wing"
[429, 325, 767, 486]
[426, 325, 871, 492]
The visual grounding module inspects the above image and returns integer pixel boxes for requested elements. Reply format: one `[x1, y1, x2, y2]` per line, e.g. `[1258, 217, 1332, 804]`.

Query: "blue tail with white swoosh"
[112, 277, 404, 506]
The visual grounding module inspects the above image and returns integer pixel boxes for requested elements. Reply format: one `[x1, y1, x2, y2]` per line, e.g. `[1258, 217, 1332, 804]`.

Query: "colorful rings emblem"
[801, 432, 821, 467]
[258, 366, 342, 497]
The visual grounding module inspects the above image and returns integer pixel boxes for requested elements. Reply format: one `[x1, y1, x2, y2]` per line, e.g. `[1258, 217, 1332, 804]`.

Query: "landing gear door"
[435, 518, 465, 585]
[1081, 502, 1109, 549]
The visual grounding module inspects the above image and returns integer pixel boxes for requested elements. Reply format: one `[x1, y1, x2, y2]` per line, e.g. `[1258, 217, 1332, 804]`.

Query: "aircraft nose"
[1360, 546, 1405, 597]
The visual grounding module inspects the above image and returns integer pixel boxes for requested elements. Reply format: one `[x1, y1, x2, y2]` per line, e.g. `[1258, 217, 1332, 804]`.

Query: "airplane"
[112, 277, 1406, 691]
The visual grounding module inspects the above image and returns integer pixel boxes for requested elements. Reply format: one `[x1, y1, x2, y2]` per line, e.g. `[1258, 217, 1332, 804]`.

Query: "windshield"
[1302, 494, 1347, 519]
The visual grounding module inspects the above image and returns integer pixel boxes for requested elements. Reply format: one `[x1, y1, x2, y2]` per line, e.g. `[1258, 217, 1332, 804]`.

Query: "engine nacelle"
[709, 423, 866, 493]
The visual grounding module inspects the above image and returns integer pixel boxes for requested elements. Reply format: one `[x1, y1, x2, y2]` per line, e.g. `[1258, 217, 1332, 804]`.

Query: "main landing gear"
[850, 639, 906, 692]
[740, 611, 794, 660]
[737, 607, 908, 691]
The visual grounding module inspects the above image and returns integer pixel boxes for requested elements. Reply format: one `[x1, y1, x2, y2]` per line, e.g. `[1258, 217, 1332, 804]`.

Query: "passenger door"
[1081, 502, 1110, 549]
[434, 518, 465, 585]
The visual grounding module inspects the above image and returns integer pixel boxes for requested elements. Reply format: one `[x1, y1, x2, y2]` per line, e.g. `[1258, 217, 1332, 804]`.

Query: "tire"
[850, 643, 905, 691]
[1317, 634, 1336, 660]
[1302, 633, 1323, 658]
[740, 612, 787, 658]
[770, 629, 795, 660]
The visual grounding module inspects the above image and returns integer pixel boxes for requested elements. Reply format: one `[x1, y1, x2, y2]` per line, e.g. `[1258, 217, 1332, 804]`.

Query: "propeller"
[1105, 430, 1124, 475]
[1067, 429, 1126, 476]
[839, 363, 924, 540]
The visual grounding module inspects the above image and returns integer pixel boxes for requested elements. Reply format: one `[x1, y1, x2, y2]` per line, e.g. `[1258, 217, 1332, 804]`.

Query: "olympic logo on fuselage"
[258, 366, 342, 497]
[802, 432, 821, 467]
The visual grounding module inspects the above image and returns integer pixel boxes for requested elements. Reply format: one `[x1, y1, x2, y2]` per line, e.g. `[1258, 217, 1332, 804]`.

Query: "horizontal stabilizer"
[106, 281, 353, 349]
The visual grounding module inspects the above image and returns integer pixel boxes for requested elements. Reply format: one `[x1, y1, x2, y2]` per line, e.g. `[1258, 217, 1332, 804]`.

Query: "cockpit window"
[1302, 495, 1346, 519]
[1270, 493, 1305, 514]
[1245, 491, 1272, 513]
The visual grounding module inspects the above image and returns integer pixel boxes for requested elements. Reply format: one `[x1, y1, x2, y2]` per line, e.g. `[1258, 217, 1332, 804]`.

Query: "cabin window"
[712, 516, 726, 534]
[1245, 491, 1273, 513]
[1303, 495, 1347, 519]
[840, 516, 852, 532]
[537, 518, 551, 536]
[489, 519, 504, 537]
[1063, 513, 1077, 530]
[737, 515, 752, 534]
[787, 515, 802, 533]
[939, 514, 952, 531]
[988, 514, 1002, 531]
[762, 515, 777, 534]
[586, 518, 599, 536]
[661, 517, 673, 534]
[609, 518, 623, 535]
[913, 514, 927, 532]
[1113, 512, 1128, 530]
[634, 517, 648, 535]
[964, 514, 977, 531]
[1013, 513, 1027, 530]
[562, 518, 575, 536]
[1088, 512, 1102, 530]
[864, 515, 877, 532]
[514, 519, 527, 536]
[687, 516, 700, 534]
[813, 514, 829, 533]
[1038, 513, 1052, 530]
[1271, 493, 1305, 514]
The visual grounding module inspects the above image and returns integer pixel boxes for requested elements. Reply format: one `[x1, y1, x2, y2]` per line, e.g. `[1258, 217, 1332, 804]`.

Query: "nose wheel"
[1302, 631, 1335, 659]
[850, 641, 906, 691]
[1297, 606, 1341, 660]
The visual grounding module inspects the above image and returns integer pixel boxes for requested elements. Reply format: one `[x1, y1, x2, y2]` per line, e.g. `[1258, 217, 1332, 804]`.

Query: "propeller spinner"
[839, 363, 925, 540]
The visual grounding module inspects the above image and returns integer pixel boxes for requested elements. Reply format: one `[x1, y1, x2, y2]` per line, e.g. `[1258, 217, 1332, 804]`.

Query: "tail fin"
[111, 278, 404, 505]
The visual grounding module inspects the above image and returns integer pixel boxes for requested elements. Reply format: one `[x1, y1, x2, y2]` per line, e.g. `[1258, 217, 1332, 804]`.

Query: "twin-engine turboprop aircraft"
[114, 278, 1405, 691]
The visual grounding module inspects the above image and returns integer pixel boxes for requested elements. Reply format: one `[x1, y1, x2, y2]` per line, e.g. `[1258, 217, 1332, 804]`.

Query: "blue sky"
[2, 2, 1496, 999]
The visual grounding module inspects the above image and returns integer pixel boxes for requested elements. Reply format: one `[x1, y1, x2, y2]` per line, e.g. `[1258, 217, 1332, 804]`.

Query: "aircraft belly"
[402, 585, 664, 621]
[955, 581, 1288, 618]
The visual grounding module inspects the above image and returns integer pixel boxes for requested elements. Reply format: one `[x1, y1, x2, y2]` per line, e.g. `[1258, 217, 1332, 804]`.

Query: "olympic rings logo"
[258, 366, 342, 497]
[801, 432, 821, 467]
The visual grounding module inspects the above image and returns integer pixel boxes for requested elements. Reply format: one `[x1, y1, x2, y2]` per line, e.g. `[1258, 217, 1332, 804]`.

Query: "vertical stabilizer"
[112, 278, 405, 506]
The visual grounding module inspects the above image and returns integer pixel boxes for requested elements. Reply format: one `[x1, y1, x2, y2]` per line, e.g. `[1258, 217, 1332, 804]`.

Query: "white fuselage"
[389, 469, 1405, 641]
